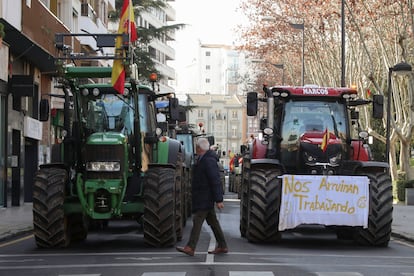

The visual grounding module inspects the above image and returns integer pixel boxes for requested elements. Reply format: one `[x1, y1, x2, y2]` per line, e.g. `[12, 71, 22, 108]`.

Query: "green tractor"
[33, 33, 185, 248]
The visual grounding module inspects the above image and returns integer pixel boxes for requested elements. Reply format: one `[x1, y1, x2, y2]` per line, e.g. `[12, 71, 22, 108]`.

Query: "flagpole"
[128, 0, 134, 72]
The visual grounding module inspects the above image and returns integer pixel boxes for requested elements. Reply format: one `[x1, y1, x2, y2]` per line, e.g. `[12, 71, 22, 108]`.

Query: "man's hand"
[216, 202, 224, 209]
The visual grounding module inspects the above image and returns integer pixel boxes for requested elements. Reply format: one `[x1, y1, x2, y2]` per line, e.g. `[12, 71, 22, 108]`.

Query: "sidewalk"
[0, 201, 413, 243]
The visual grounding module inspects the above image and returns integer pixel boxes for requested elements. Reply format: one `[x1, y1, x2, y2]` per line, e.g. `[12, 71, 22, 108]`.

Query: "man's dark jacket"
[191, 150, 223, 212]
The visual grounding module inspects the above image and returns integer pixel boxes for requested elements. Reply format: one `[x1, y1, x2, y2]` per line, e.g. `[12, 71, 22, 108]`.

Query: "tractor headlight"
[263, 127, 274, 136]
[86, 161, 121, 172]
[303, 152, 317, 163]
[329, 153, 342, 165]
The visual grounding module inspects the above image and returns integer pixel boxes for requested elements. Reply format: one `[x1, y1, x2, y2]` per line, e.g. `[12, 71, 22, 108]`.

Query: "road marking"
[142, 273, 186, 276]
[0, 261, 411, 270]
[230, 272, 274, 276]
[115, 257, 172, 261]
[206, 230, 216, 264]
[0, 234, 33, 248]
[315, 273, 362, 276]
[59, 274, 101, 276]
[0, 258, 43, 263]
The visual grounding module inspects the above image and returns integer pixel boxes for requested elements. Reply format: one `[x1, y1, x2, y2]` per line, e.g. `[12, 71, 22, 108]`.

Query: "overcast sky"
[170, 0, 248, 92]
[171, 1, 247, 63]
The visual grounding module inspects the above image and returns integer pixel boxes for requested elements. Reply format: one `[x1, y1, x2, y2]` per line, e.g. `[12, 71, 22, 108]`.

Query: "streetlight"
[251, 59, 285, 85]
[289, 22, 305, 86]
[341, 0, 346, 87]
[385, 61, 412, 163]
[260, 17, 305, 85]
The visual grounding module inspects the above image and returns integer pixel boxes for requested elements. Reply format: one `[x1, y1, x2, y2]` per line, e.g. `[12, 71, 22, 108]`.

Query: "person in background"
[176, 137, 228, 256]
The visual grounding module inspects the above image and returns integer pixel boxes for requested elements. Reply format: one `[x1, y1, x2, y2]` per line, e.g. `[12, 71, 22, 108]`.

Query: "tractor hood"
[87, 132, 127, 145]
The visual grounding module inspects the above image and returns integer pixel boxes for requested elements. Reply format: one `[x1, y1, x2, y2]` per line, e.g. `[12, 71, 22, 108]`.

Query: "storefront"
[0, 43, 8, 207]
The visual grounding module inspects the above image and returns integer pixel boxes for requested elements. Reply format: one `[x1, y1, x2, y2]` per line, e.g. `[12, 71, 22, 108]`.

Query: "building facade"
[0, 0, 116, 207]
[138, 0, 176, 93]
[186, 93, 246, 160]
[179, 43, 251, 96]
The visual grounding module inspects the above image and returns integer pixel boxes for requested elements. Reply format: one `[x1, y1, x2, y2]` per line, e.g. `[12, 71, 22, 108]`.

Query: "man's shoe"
[176, 246, 195, 256]
[208, 247, 228, 254]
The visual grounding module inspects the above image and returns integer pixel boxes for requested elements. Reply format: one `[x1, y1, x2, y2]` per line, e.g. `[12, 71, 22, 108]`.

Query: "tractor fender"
[155, 136, 182, 168]
[247, 158, 285, 172]
[341, 160, 389, 175]
[353, 160, 389, 170]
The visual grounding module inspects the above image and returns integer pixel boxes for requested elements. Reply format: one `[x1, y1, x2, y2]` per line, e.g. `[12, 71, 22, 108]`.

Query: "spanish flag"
[111, 0, 138, 94]
[321, 127, 329, 152]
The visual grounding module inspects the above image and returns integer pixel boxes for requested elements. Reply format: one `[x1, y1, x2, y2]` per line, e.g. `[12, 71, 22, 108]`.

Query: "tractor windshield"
[280, 100, 347, 150]
[82, 94, 134, 135]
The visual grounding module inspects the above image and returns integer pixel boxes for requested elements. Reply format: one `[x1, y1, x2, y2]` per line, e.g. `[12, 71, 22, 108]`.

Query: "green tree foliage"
[109, 0, 185, 83]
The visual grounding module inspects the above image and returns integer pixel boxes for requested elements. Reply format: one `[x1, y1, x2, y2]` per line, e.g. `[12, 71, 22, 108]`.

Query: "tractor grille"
[85, 144, 124, 179]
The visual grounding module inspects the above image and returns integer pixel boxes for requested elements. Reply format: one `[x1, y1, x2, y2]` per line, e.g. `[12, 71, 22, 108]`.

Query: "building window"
[206, 65, 211, 70]
[205, 51, 211, 56]
[198, 110, 204, 117]
[206, 78, 210, 83]
[232, 110, 238, 119]
[232, 126, 237, 137]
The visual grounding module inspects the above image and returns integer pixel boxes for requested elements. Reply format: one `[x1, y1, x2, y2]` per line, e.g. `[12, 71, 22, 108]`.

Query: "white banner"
[278, 175, 369, 231]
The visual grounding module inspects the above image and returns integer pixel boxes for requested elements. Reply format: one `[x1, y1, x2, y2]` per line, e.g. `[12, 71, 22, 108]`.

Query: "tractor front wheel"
[354, 170, 393, 247]
[33, 168, 70, 248]
[143, 167, 176, 247]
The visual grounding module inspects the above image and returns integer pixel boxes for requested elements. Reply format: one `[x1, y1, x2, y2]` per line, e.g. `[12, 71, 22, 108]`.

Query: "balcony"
[3, 0, 80, 73]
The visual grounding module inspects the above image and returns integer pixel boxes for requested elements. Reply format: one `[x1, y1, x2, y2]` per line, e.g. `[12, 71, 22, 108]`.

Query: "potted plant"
[0, 22, 5, 46]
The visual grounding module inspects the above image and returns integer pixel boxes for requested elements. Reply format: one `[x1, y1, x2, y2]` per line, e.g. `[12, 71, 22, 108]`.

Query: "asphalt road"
[0, 198, 414, 276]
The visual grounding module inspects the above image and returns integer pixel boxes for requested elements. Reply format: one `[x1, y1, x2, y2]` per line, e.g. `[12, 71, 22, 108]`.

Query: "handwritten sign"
[278, 175, 369, 231]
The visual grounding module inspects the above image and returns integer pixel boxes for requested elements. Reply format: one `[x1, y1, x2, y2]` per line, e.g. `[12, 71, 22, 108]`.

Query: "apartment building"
[0, 0, 115, 207]
[180, 43, 250, 96]
[186, 93, 247, 159]
[138, 0, 176, 93]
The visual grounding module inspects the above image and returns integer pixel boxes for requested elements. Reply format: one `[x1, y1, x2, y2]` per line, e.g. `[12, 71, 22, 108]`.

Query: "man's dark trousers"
[187, 208, 227, 249]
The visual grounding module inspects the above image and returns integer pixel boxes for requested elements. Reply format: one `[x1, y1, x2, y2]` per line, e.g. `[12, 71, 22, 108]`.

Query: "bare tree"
[236, 0, 414, 182]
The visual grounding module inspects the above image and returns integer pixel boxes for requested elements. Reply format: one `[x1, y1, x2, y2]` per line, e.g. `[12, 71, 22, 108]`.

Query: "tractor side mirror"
[169, 98, 180, 121]
[247, 92, 258, 116]
[39, 99, 49, 121]
[372, 95, 384, 119]
[177, 106, 186, 122]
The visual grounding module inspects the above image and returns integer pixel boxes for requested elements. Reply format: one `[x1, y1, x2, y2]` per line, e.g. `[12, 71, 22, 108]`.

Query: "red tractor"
[241, 85, 392, 246]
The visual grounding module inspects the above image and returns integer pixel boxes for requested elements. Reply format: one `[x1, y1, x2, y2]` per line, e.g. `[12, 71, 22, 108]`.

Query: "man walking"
[176, 137, 228, 256]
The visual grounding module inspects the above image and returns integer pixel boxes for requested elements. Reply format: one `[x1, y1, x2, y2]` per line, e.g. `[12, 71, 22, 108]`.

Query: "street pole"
[385, 67, 392, 164]
[301, 25, 305, 86]
[341, 0, 346, 87]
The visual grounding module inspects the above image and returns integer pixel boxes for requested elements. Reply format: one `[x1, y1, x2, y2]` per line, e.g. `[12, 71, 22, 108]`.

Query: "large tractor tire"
[175, 153, 184, 241]
[143, 167, 176, 247]
[246, 167, 282, 243]
[33, 168, 70, 248]
[239, 167, 249, 237]
[353, 170, 393, 247]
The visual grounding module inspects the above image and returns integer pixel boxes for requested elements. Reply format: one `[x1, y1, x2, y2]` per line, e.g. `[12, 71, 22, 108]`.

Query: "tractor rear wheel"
[239, 167, 249, 237]
[354, 171, 393, 247]
[143, 167, 176, 247]
[246, 167, 282, 243]
[33, 168, 70, 248]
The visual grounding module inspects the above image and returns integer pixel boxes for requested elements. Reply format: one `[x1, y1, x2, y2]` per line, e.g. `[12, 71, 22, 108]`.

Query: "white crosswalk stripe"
[142, 273, 186, 276]
[229, 272, 274, 276]
[314, 273, 363, 276]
